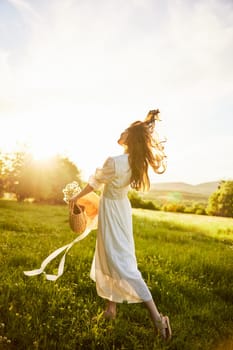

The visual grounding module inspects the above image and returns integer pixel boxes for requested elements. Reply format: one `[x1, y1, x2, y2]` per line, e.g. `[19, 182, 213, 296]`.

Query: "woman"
[69, 110, 171, 340]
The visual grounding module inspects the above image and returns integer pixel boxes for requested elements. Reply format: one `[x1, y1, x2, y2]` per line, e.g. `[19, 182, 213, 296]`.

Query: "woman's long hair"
[125, 110, 167, 191]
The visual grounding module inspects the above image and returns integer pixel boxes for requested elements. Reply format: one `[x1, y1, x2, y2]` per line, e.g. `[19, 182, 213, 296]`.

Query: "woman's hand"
[68, 184, 94, 210]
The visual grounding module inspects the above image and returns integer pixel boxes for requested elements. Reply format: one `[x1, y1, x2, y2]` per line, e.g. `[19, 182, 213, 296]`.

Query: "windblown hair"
[125, 110, 167, 191]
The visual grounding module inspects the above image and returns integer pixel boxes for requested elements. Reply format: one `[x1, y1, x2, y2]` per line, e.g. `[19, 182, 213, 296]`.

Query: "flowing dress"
[89, 154, 152, 303]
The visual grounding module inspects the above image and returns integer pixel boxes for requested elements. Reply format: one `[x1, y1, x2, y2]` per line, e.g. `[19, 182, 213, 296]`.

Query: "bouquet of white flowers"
[62, 181, 87, 234]
[62, 181, 81, 204]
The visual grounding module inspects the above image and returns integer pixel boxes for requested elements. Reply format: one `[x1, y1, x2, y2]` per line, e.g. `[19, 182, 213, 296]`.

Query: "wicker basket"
[69, 204, 87, 234]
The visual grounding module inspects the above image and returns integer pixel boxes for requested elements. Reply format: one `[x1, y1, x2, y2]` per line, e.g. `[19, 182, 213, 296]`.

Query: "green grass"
[142, 189, 209, 203]
[0, 200, 233, 350]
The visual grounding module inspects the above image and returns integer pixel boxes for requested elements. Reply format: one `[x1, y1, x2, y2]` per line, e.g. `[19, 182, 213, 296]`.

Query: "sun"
[29, 143, 57, 161]
[16, 109, 67, 161]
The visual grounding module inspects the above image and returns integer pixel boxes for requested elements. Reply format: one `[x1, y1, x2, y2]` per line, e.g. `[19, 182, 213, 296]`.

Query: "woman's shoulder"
[110, 154, 129, 173]
[102, 154, 128, 171]
[111, 154, 128, 162]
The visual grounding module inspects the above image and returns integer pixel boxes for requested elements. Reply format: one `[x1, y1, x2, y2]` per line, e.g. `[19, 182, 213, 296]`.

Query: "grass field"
[141, 189, 210, 203]
[0, 200, 233, 350]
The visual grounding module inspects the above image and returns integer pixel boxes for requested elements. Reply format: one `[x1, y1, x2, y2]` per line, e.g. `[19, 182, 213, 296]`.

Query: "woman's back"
[103, 154, 131, 200]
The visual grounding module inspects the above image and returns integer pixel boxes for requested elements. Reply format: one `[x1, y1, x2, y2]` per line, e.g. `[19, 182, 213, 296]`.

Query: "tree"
[1, 151, 83, 203]
[128, 190, 158, 210]
[30, 156, 83, 203]
[14, 152, 35, 201]
[0, 151, 27, 199]
[206, 180, 233, 217]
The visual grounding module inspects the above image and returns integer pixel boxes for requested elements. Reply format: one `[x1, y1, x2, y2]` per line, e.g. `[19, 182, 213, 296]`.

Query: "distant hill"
[142, 181, 220, 203]
[150, 181, 220, 195]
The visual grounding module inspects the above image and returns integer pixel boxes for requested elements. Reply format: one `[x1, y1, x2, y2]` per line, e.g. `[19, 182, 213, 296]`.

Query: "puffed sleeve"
[88, 157, 115, 190]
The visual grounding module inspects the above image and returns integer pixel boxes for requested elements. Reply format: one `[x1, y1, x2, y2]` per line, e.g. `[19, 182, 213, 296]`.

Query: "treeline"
[0, 151, 83, 203]
[129, 181, 233, 218]
[0, 151, 232, 217]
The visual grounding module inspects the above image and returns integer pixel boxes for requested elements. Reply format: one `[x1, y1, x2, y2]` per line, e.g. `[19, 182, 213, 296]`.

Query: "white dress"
[89, 154, 152, 303]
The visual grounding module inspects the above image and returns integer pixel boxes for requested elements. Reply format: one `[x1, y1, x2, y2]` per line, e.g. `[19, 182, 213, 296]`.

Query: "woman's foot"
[155, 313, 172, 341]
[103, 309, 116, 320]
[103, 301, 116, 320]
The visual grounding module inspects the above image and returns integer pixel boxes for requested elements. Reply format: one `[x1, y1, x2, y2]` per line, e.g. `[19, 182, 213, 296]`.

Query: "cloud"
[0, 0, 232, 182]
[7, 0, 41, 21]
[3, 0, 233, 101]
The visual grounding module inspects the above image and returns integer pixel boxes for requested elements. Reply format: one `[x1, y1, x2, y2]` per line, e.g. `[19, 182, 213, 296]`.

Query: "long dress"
[89, 154, 152, 303]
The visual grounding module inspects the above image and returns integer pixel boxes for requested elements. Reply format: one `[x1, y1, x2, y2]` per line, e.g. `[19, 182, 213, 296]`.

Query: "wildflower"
[63, 181, 81, 204]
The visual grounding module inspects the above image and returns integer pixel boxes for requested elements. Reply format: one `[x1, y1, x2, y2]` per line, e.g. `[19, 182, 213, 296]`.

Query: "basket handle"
[73, 204, 85, 215]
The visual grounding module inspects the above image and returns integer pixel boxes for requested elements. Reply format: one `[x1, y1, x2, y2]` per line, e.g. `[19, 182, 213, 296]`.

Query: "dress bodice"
[89, 154, 131, 199]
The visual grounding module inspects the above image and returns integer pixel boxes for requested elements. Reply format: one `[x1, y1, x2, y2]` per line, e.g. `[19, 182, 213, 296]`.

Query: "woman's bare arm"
[69, 184, 94, 209]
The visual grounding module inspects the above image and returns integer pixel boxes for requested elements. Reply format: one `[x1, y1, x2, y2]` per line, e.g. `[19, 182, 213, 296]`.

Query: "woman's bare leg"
[104, 299, 161, 324]
[144, 299, 161, 325]
[144, 299, 172, 340]
[104, 300, 116, 319]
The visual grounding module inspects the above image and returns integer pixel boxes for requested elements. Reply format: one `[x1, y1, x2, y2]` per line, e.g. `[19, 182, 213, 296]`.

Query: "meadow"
[0, 200, 233, 350]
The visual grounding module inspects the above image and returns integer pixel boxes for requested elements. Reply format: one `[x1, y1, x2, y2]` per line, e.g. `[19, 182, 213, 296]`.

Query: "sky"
[0, 0, 232, 184]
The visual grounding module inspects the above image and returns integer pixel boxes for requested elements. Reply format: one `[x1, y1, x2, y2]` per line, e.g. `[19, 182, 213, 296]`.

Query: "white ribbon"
[24, 217, 97, 281]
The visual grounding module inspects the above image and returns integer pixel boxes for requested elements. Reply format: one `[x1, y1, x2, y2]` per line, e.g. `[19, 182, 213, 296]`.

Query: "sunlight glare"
[29, 143, 58, 161]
